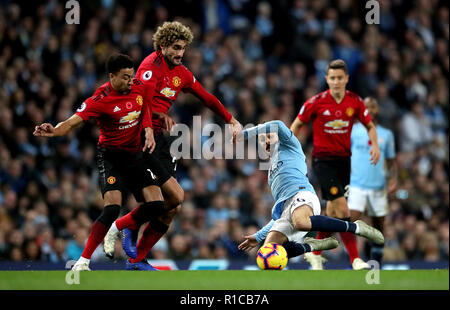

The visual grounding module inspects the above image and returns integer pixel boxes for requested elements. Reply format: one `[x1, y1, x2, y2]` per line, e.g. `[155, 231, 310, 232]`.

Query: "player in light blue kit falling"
[237, 120, 385, 259]
[348, 97, 397, 265]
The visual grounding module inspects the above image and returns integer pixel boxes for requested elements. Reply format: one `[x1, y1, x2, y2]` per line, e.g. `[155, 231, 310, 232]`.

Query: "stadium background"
[0, 0, 448, 268]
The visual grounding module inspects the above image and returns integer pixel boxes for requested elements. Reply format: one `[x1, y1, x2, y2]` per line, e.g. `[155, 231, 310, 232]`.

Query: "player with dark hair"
[104, 21, 242, 265]
[290, 59, 381, 270]
[33, 54, 165, 271]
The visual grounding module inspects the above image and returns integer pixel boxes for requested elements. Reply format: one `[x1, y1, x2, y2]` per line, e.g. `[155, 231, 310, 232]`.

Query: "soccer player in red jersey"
[290, 59, 381, 270]
[104, 21, 242, 264]
[33, 54, 167, 271]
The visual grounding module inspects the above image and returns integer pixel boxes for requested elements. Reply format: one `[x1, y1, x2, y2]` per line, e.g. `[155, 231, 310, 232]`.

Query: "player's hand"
[143, 127, 156, 153]
[33, 123, 55, 137]
[387, 178, 397, 194]
[229, 117, 243, 143]
[159, 114, 176, 132]
[238, 235, 258, 252]
[234, 131, 244, 143]
[369, 145, 380, 165]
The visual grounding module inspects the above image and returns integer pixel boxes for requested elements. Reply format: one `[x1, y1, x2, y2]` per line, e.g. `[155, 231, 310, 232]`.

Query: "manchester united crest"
[172, 76, 181, 87]
[136, 95, 143, 105]
[330, 186, 338, 195]
[346, 107, 354, 117]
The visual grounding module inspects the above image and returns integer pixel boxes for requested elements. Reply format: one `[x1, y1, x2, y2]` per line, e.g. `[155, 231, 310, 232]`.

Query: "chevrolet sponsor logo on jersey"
[325, 119, 349, 129]
[119, 110, 141, 123]
[160, 87, 176, 98]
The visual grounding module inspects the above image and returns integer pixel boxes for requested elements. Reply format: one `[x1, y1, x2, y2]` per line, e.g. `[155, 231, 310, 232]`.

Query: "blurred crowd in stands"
[0, 0, 448, 264]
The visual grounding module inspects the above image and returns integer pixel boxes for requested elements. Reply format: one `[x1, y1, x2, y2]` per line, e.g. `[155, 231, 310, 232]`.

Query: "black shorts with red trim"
[96, 147, 158, 202]
[312, 156, 350, 201]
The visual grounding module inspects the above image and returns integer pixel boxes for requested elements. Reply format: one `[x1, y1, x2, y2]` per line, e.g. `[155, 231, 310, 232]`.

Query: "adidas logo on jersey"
[113, 106, 121, 112]
[323, 110, 331, 115]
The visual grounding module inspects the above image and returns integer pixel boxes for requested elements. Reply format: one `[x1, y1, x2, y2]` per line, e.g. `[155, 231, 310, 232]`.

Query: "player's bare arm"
[187, 79, 242, 140]
[386, 158, 398, 194]
[229, 116, 243, 142]
[153, 111, 176, 132]
[364, 121, 381, 165]
[143, 127, 156, 153]
[33, 114, 83, 137]
[290, 116, 304, 138]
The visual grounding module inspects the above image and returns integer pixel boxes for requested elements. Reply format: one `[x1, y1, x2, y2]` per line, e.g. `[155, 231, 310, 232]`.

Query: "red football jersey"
[75, 79, 152, 154]
[298, 89, 372, 158]
[136, 51, 232, 133]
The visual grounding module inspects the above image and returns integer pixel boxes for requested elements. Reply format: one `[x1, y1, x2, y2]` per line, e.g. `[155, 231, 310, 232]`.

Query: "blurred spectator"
[168, 233, 192, 260]
[201, 0, 231, 35]
[399, 102, 434, 151]
[65, 226, 88, 261]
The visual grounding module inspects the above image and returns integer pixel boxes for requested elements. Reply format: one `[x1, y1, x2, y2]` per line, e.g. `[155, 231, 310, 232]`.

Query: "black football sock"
[283, 241, 312, 258]
[130, 200, 166, 227]
[310, 215, 357, 233]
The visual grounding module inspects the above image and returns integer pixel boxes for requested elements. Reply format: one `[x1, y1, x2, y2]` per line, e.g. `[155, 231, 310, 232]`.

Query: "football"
[256, 243, 288, 270]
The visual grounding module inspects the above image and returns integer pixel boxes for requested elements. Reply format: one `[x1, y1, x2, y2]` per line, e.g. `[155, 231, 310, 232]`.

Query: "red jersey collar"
[327, 89, 347, 104]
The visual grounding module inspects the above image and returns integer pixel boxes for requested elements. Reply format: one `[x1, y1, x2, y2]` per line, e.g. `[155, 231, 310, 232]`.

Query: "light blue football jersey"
[243, 120, 316, 220]
[350, 122, 396, 190]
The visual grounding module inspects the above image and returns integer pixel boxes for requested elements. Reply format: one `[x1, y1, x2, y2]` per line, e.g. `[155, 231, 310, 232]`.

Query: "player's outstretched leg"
[307, 216, 384, 245]
[283, 236, 339, 259]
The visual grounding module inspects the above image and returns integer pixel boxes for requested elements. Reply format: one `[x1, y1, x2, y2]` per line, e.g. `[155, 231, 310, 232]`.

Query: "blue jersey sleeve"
[243, 120, 293, 142]
[254, 219, 275, 243]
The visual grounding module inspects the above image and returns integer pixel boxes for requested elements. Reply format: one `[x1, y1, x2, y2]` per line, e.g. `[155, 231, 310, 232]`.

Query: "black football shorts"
[96, 147, 158, 202]
[312, 157, 351, 201]
[142, 132, 177, 186]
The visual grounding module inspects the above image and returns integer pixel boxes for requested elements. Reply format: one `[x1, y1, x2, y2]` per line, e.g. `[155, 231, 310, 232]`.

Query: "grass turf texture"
[0, 270, 448, 290]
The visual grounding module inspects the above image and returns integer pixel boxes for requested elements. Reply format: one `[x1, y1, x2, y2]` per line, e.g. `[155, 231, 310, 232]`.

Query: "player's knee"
[292, 213, 312, 231]
[292, 205, 314, 231]
[293, 219, 310, 231]
[330, 198, 350, 218]
[174, 189, 184, 206]
[103, 190, 122, 206]
[162, 178, 184, 208]
[167, 188, 184, 208]
[335, 208, 350, 218]
[350, 210, 361, 222]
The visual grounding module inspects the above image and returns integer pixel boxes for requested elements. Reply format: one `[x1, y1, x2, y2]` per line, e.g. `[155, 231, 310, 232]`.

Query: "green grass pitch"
[0, 270, 448, 290]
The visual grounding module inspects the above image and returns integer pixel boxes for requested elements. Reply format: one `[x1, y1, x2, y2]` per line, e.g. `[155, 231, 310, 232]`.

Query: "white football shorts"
[270, 190, 321, 242]
[347, 185, 389, 217]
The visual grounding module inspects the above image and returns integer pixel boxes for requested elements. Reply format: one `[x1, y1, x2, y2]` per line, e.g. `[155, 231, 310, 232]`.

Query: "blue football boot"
[121, 228, 138, 259]
[126, 259, 158, 271]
